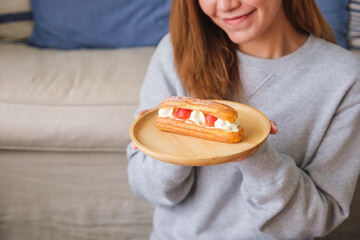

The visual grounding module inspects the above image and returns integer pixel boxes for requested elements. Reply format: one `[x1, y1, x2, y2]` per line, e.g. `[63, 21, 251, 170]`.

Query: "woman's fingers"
[136, 109, 149, 119]
[235, 149, 258, 162]
[270, 120, 278, 135]
[131, 142, 137, 149]
[131, 142, 138, 150]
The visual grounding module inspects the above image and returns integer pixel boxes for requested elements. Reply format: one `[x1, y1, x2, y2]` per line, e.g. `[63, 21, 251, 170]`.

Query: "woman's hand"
[234, 120, 278, 162]
[131, 109, 150, 149]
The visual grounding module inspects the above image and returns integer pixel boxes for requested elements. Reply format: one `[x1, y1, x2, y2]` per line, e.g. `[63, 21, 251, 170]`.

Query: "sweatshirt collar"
[237, 35, 315, 99]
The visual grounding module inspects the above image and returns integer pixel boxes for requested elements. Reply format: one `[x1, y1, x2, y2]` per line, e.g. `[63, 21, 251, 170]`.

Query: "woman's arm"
[238, 99, 360, 239]
[127, 146, 194, 206]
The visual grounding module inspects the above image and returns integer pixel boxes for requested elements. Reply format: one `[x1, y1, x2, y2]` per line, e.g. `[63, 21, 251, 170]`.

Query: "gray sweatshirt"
[127, 34, 360, 240]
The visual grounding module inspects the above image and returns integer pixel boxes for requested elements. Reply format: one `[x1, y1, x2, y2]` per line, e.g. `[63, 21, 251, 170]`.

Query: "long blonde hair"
[169, 0, 337, 100]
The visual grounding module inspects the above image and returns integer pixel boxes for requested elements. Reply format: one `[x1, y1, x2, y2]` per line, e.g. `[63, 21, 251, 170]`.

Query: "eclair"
[155, 96, 244, 143]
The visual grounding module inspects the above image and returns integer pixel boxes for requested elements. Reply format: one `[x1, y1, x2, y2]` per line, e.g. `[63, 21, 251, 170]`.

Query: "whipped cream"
[158, 107, 239, 132]
[158, 107, 175, 118]
[214, 118, 239, 132]
[189, 110, 205, 125]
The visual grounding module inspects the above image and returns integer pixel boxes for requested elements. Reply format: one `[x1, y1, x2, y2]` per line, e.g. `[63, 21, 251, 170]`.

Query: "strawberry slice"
[205, 114, 218, 127]
[175, 108, 192, 119]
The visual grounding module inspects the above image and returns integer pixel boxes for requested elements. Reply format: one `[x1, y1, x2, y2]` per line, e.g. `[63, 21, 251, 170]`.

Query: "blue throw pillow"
[316, 0, 349, 48]
[27, 0, 172, 49]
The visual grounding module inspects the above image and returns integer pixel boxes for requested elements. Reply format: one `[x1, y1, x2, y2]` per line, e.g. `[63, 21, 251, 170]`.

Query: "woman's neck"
[238, 10, 308, 59]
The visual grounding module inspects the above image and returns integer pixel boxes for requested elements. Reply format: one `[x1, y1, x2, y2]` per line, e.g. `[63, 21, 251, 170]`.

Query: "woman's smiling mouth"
[222, 9, 256, 26]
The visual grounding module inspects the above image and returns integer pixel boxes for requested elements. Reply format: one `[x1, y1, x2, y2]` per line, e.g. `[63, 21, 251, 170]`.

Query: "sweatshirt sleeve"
[238, 93, 360, 238]
[127, 34, 194, 207]
[127, 145, 194, 207]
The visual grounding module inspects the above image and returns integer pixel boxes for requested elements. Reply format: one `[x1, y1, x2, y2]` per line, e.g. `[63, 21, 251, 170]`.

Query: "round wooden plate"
[129, 100, 270, 166]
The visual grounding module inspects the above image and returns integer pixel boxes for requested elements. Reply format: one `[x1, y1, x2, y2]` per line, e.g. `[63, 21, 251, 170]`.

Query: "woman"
[127, 0, 360, 239]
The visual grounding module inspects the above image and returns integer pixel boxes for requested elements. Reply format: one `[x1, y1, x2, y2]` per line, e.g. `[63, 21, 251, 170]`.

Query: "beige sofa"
[0, 1, 359, 240]
[0, 42, 156, 240]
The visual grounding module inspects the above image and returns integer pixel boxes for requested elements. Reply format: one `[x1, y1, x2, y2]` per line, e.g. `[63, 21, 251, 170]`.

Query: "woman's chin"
[227, 32, 257, 45]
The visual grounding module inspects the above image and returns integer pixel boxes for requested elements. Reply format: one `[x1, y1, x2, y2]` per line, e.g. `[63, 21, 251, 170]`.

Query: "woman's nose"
[217, 0, 241, 12]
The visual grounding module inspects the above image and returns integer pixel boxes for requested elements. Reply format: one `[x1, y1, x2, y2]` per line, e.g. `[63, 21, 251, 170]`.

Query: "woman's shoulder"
[312, 38, 360, 109]
[157, 33, 172, 47]
[145, 33, 178, 73]
[154, 33, 173, 56]
[311, 35, 360, 72]
[147, 33, 175, 66]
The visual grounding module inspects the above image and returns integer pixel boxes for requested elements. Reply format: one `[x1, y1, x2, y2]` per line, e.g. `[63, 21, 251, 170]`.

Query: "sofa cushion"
[0, 43, 155, 151]
[316, 0, 349, 48]
[0, 0, 33, 41]
[27, 0, 171, 49]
